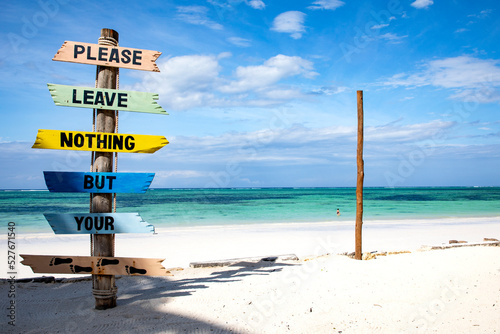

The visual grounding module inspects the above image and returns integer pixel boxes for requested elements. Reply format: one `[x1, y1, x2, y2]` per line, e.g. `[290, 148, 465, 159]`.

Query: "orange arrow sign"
[20, 255, 173, 276]
[53, 41, 161, 72]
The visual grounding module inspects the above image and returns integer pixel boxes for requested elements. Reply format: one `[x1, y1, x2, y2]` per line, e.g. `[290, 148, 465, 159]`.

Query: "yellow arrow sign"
[32, 129, 168, 153]
[52, 41, 161, 72]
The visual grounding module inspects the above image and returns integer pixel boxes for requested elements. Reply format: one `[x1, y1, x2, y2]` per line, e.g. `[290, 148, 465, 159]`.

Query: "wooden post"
[355, 90, 364, 260]
[92, 28, 119, 309]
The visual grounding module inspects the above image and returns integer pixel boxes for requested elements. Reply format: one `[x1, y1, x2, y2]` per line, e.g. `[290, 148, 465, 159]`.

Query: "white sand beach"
[1, 216, 500, 333]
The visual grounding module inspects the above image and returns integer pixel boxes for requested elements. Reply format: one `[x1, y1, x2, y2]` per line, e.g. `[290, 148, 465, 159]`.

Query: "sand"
[1, 216, 500, 333]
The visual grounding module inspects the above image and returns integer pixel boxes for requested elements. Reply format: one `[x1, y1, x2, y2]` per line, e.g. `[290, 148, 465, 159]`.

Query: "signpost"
[91, 29, 121, 309]
[47, 84, 167, 115]
[44, 171, 155, 193]
[355, 90, 364, 260]
[22, 28, 168, 310]
[32, 129, 168, 153]
[44, 213, 155, 234]
[20, 255, 172, 276]
[52, 41, 161, 72]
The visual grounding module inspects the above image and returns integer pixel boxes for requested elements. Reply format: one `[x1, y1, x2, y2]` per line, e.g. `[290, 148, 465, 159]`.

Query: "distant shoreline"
[2, 185, 500, 191]
[3, 187, 500, 235]
[5, 215, 500, 279]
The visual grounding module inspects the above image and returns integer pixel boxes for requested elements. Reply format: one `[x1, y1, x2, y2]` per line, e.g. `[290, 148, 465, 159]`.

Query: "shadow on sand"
[11, 259, 298, 333]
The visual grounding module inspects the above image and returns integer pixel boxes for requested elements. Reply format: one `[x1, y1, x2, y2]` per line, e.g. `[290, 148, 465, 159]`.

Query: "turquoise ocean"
[1, 187, 500, 234]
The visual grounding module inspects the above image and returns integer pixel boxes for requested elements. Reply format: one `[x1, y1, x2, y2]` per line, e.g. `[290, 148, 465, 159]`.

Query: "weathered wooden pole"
[355, 90, 364, 260]
[92, 28, 119, 309]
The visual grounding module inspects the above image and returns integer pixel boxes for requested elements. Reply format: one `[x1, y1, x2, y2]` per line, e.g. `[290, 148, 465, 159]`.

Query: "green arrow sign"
[47, 83, 167, 115]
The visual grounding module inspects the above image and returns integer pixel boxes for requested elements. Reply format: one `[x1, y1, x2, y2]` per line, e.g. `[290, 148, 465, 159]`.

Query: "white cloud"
[380, 56, 500, 103]
[366, 120, 454, 143]
[117, 119, 500, 186]
[1, 120, 494, 189]
[176, 6, 223, 30]
[220, 55, 317, 94]
[378, 33, 408, 43]
[371, 16, 395, 30]
[133, 54, 317, 110]
[384, 56, 500, 88]
[208, 0, 265, 10]
[271, 11, 306, 39]
[246, 0, 265, 9]
[155, 170, 207, 179]
[410, 0, 434, 9]
[227, 37, 251, 47]
[309, 86, 349, 95]
[400, 96, 415, 101]
[308, 0, 345, 10]
[260, 88, 303, 100]
[151, 120, 458, 171]
[155, 124, 354, 167]
[371, 23, 389, 30]
[468, 9, 492, 19]
[133, 54, 221, 110]
[449, 89, 500, 104]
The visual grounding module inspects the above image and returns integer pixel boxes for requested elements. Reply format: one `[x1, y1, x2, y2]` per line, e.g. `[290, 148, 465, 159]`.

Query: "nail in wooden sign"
[47, 84, 167, 115]
[32, 129, 168, 153]
[53, 41, 161, 72]
[20, 255, 173, 276]
[44, 213, 154, 234]
[43, 171, 155, 193]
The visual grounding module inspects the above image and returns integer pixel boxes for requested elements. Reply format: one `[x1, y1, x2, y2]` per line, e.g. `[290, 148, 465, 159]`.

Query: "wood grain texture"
[32, 129, 168, 153]
[52, 41, 161, 72]
[20, 255, 172, 276]
[47, 84, 167, 115]
[44, 213, 155, 234]
[43, 171, 155, 193]
[355, 90, 364, 260]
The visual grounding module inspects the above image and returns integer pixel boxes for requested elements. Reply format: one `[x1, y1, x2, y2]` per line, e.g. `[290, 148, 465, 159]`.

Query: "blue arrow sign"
[43, 171, 155, 193]
[44, 213, 155, 234]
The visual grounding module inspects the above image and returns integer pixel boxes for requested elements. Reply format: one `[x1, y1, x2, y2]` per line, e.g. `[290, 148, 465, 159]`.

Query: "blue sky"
[0, 0, 499, 189]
